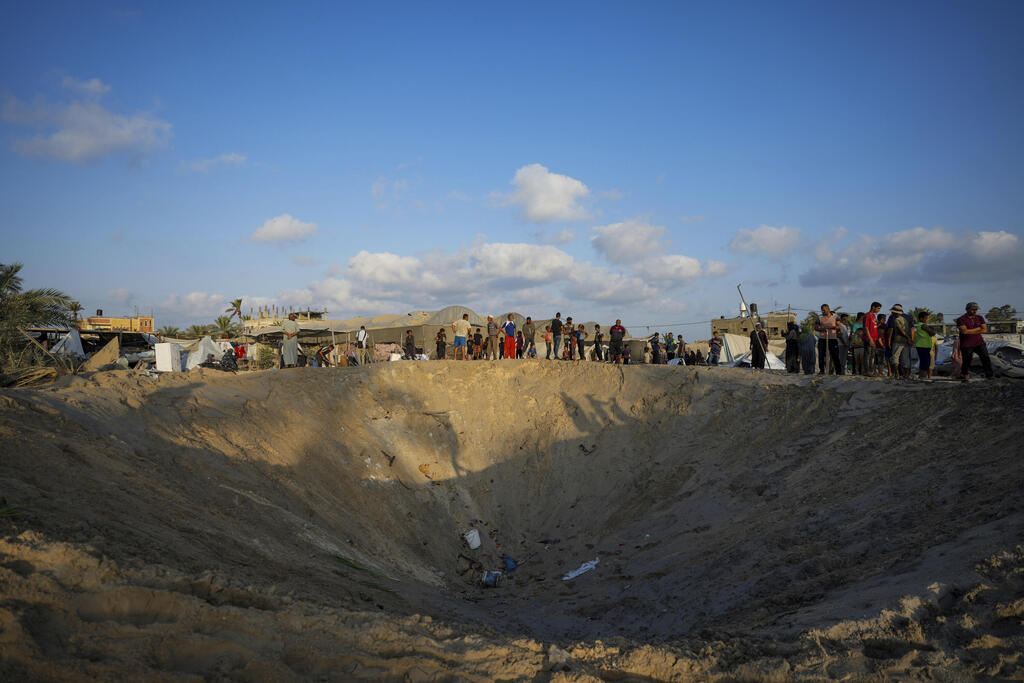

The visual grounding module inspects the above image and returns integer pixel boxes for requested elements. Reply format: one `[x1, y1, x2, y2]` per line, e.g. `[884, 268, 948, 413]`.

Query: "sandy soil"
[1, 363, 1021, 681]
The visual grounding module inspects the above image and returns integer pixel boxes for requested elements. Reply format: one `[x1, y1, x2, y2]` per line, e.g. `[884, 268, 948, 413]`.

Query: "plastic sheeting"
[51, 329, 84, 357]
[185, 336, 223, 370]
[720, 332, 785, 369]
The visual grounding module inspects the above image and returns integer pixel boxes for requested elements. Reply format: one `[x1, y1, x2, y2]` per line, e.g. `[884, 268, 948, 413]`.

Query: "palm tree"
[213, 315, 238, 337]
[0, 262, 73, 367]
[156, 325, 180, 338]
[68, 300, 84, 323]
[225, 298, 243, 323]
[185, 324, 209, 338]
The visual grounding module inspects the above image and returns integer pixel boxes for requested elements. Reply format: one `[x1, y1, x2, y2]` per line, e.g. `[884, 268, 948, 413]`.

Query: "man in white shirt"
[281, 313, 300, 367]
[356, 325, 370, 365]
[451, 314, 472, 360]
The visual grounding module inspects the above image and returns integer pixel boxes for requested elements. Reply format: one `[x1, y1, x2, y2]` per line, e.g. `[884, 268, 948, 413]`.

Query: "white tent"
[50, 329, 84, 357]
[185, 336, 224, 370]
[721, 333, 785, 369]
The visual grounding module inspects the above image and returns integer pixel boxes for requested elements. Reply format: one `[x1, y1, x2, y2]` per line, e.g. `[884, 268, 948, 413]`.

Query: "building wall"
[711, 313, 796, 339]
[80, 316, 154, 333]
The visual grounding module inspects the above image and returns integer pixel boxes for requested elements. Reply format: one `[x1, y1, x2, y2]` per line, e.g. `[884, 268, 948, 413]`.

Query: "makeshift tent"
[185, 336, 224, 370]
[50, 329, 84, 357]
[720, 333, 785, 369]
[155, 343, 186, 372]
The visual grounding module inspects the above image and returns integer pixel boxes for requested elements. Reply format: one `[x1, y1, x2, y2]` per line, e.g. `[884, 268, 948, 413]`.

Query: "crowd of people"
[444, 313, 634, 363]
[776, 301, 994, 380]
[280, 302, 997, 381]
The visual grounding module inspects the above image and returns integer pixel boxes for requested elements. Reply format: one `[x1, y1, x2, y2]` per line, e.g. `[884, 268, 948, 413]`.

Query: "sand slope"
[1, 364, 1022, 680]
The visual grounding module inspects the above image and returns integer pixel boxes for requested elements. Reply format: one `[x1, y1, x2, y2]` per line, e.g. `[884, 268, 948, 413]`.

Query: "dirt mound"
[1, 364, 1022, 680]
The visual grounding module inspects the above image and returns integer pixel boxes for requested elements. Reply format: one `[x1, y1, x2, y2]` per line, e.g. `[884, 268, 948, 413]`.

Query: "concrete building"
[711, 312, 796, 339]
[78, 311, 154, 333]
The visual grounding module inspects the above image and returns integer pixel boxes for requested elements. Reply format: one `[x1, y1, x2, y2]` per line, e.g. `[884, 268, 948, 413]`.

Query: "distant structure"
[244, 307, 326, 334]
[78, 309, 154, 333]
[712, 311, 796, 338]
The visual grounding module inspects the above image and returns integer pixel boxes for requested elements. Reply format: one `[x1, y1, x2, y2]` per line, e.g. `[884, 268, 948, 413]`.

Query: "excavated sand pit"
[1, 363, 1022, 680]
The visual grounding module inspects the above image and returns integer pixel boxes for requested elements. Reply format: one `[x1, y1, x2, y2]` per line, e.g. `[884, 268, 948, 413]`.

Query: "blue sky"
[2, 1, 1022, 332]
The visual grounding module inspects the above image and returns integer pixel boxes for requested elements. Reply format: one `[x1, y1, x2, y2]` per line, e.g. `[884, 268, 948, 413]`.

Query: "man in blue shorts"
[452, 313, 471, 360]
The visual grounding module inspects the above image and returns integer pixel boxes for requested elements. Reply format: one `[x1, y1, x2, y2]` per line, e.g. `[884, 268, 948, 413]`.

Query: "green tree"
[986, 305, 1017, 321]
[68, 300, 84, 322]
[911, 307, 934, 323]
[156, 325, 180, 337]
[213, 315, 239, 337]
[185, 324, 209, 338]
[800, 312, 819, 336]
[225, 298, 243, 323]
[0, 262, 73, 368]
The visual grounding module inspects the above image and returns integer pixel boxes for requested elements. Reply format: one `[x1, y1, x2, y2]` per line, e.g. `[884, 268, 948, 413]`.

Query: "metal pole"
[737, 284, 767, 365]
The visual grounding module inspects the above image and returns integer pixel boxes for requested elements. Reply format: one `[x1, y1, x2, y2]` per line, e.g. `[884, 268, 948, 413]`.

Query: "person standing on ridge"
[593, 323, 604, 361]
[564, 316, 575, 359]
[914, 311, 937, 379]
[501, 314, 516, 360]
[708, 330, 723, 366]
[814, 304, 841, 374]
[887, 304, 914, 379]
[435, 326, 447, 360]
[522, 316, 536, 350]
[609, 319, 626, 364]
[956, 301, 994, 380]
[550, 312, 563, 360]
[784, 322, 800, 373]
[281, 312, 300, 368]
[486, 315, 500, 360]
[356, 325, 370, 365]
[749, 322, 768, 369]
[451, 314, 471, 360]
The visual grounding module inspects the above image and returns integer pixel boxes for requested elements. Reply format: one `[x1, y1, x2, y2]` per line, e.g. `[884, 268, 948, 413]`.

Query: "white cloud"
[61, 76, 111, 97]
[3, 80, 172, 164]
[468, 242, 574, 283]
[811, 226, 849, 263]
[566, 263, 658, 303]
[641, 254, 705, 284]
[728, 225, 803, 258]
[590, 218, 667, 264]
[883, 226, 958, 252]
[533, 228, 576, 245]
[250, 214, 318, 244]
[348, 250, 423, 285]
[705, 260, 727, 276]
[160, 291, 227, 318]
[184, 152, 246, 173]
[800, 227, 1024, 288]
[108, 288, 134, 306]
[920, 230, 1024, 283]
[500, 163, 591, 223]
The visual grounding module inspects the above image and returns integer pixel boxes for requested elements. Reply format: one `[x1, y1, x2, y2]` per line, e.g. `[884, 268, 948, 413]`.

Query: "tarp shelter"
[185, 336, 224, 370]
[155, 342, 186, 372]
[50, 329, 84, 358]
[720, 333, 785, 369]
